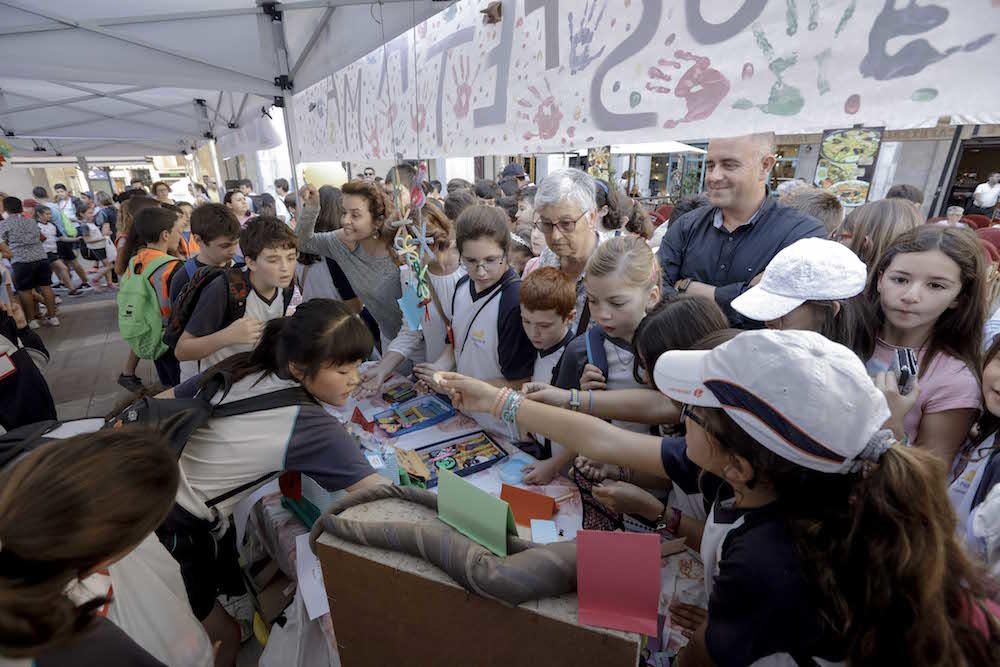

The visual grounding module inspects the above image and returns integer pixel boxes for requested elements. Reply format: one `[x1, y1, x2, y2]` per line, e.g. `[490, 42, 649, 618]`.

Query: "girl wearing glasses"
[414, 206, 535, 435]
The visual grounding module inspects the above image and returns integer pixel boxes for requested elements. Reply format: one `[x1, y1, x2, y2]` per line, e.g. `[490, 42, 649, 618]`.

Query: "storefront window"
[771, 144, 800, 190]
[649, 146, 707, 200]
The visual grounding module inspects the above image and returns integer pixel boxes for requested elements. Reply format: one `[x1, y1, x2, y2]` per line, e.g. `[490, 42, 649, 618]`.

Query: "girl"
[297, 182, 403, 352]
[950, 336, 1000, 563]
[157, 299, 386, 662]
[731, 237, 867, 354]
[0, 427, 188, 666]
[223, 190, 251, 226]
[439, 330, 1000, 666]
[359, 200, 464, 394]
[80, 206, 114, 291]
[539, 235, 661, 480]
[858, 225, 985, 463]
[833, 197, 922, 267]
[414, 206, 535, 434]
[114, 195, 163, 392]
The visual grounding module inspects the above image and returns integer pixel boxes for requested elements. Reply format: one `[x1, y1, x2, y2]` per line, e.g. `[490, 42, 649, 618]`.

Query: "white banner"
[291, 0, 998, 162]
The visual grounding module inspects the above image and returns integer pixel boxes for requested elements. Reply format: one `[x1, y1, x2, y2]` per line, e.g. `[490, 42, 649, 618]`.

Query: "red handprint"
[448, 55, 480, 119]
[410, 82, 431, 134]
[517, 79, 563, 141]
[364, 116, 381, 159]
[646, 59, 682, 95]
[652, 50, 730, 129]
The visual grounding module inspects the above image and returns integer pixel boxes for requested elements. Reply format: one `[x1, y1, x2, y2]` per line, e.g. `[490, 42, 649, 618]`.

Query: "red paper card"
[500, 484, 556, 525]
[576, 530, 660, 637]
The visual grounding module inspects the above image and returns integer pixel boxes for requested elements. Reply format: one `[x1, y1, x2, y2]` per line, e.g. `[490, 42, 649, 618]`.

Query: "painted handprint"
[646, 59, 681, 95]
[364, 116, 381, 159]
[517, 79, 563, 141]
[447, 55, 480, 119]
[410, 82, 432, 134]
[732, 24, 805, 116]
[568, 0, 607, 75]
[653, 51, 731, 129]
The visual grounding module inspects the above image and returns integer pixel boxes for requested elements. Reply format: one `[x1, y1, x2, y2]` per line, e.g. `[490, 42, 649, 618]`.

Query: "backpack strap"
[585, 326, 609, 379]
[280, 284, 295, 315]
[223, 268, 251, 324]
[211, 386, 316, 419]
[205, 470, 279, 508]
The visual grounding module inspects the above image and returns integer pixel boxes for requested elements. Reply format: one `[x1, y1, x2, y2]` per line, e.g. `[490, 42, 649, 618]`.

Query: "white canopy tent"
[0, 0, 453, 159]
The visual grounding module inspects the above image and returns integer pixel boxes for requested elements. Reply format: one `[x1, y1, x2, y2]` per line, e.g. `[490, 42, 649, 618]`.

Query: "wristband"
[586, 389, 594, 415]
[655, 505, 682, 535]
[492, 387, 511, 419]
[569, 388, 581, 412]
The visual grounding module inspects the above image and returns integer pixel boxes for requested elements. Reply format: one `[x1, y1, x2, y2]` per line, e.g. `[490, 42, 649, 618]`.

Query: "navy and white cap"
[653, 329, 891, 475]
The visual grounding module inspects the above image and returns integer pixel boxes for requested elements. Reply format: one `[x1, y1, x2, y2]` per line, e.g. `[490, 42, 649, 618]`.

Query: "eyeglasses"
[680, 404, 707, 429]
[533, 210, 589, 235]
[461, 254, 506, 271]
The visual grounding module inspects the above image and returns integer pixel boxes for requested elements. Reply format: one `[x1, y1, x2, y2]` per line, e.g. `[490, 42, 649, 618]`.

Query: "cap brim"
[653, 349, 720, 408]
[731, 285, 805, 322]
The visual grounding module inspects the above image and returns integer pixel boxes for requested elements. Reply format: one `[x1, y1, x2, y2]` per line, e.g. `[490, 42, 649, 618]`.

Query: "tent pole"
[208, 140, 225, 200]
[77, 156, 94, 194]
[281, 99, 302, 215]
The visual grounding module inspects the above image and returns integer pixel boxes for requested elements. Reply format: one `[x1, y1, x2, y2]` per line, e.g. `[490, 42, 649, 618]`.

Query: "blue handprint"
[568, 0, 607, 75]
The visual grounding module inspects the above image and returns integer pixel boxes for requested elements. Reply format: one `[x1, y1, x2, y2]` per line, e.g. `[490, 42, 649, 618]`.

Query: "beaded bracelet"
[569, 388, 581, 412]
[587, 389, 594, 415]
[500, 391, 525, 440]
[492, 387, 511, 419]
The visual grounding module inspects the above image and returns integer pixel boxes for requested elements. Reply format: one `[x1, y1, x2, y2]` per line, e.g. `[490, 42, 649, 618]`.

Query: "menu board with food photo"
[813, 126, 884, 208]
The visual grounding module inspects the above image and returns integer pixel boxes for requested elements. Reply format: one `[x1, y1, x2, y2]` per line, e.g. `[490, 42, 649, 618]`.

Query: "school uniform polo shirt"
[172, 372, 374, 525]
[554, 327, 648, 433]
[183, 269, 286, 375]
[532, 330, 574, 385]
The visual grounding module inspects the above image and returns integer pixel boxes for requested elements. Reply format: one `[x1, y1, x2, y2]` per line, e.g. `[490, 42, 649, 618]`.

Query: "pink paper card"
[576, 530, 660, 637]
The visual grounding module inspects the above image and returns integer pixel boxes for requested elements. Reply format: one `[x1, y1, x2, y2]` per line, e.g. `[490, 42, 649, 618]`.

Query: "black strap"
[211, 386, 315, 418]
[456, 276, 519, 358]
[206, 470, 279, 508]
[575, 301, 591, 337]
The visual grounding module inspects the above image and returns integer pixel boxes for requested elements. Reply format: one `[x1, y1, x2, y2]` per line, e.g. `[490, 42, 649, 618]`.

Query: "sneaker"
[27, 320, 40, 330]
[78, 284, 94, 292]
[68, 289, 84, 297]
[117, 374, 144, 392]
[46, 316, 60, 327]
[52, 285, 69, 293]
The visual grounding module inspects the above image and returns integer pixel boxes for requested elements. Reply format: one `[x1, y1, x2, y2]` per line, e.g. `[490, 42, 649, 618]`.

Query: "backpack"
[118, 252, 178, 360]
[58, 209, 78, 238]
[163, 266, 294, 350]
[2, 373, 317, 509]
[584, 325, 609, 379]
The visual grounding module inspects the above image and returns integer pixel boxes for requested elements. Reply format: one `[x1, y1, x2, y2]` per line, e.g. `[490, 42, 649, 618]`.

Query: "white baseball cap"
[731, 237, 868, 322]
[653, 329, 890, 474]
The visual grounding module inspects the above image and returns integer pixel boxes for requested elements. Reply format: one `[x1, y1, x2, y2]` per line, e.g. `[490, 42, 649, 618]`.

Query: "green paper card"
[437, 469, 517, 556]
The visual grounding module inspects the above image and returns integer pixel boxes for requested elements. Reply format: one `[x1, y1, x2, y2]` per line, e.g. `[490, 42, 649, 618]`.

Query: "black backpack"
[163, 266, 294, 349]
[1, 372, 316, 509]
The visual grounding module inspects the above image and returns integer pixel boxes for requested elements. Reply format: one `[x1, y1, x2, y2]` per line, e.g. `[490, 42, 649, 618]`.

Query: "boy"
[519, 267, 577, 385]
[168, 204, 241, 304]
[32, 186, 91, 291]
[174, 216, 297, 375]
[34, 204, 78, 296]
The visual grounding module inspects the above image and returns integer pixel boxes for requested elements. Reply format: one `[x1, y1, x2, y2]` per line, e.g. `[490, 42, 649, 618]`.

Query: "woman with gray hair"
[523, 168, 601, 334]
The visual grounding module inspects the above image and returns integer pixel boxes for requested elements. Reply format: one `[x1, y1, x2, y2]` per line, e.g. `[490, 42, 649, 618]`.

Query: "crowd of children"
[3, 150, 1000, 666]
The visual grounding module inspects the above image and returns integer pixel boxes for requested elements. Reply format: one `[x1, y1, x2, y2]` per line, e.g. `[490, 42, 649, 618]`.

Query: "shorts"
[87, 246, 108, 262]
[47, 252, 60, 263]
[56, 239, 79, 262]
[157, 505, 246, 620]
[12, 259, 53, 291]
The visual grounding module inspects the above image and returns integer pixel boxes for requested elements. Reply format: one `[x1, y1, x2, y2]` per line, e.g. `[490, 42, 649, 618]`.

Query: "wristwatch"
[654, 503, 683, 535]
[676, 278, 692, 293]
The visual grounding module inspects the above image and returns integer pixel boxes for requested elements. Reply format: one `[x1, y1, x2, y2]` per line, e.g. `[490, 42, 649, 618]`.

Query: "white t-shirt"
[38, 221, 58, 253]
[295, 259, 344, 302]
[83, 221, 106, 249]
[974, 182, 1000, 209]
[387, 264, 465, 366]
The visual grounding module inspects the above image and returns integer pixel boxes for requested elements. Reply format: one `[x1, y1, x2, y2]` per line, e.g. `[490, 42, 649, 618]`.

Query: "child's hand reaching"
[668, 601, 707, 639]
[580, 363, 607, 391]
[592, 480, 663, 519]
[522, 458, 560, 485]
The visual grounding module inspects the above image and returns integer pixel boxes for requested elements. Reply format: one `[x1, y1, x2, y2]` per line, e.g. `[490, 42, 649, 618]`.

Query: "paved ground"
[36, 288, 159, 419]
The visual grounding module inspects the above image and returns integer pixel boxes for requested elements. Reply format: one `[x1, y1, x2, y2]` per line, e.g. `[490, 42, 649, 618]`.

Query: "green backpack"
[58, 209, 78, 238]
[117, 253, 178, 359]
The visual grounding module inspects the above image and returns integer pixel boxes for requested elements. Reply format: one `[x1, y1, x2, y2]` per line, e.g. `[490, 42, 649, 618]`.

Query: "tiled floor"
[37, 289, 160, 419]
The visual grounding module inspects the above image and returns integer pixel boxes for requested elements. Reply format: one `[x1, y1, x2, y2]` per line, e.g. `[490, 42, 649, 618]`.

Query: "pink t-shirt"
[867, 339, 981, 442]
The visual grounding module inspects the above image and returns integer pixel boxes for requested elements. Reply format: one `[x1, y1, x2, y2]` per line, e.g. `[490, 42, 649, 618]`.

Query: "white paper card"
[530, 519, 560, 544]
[295, 532, 331, 621]
[232, 479, 281, 548]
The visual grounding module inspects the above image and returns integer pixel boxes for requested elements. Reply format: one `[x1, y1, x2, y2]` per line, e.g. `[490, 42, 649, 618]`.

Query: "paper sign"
[294, 532, 330, 621]
[530, 519, 560, 545]
[500, 483, 556, 526]
[437, 469, 516, 556]
[397, 285, 425, 332]
[232, 479, 281, 548]
[577, 530, 660, 637]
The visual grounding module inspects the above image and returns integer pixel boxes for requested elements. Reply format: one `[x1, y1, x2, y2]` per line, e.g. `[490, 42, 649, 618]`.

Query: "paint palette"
[411, 431, 508, 488]
[374, 394, 456, 437]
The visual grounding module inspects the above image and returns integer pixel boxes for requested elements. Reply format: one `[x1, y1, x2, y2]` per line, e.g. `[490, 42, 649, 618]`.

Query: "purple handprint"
[568, 0, 607, 75]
